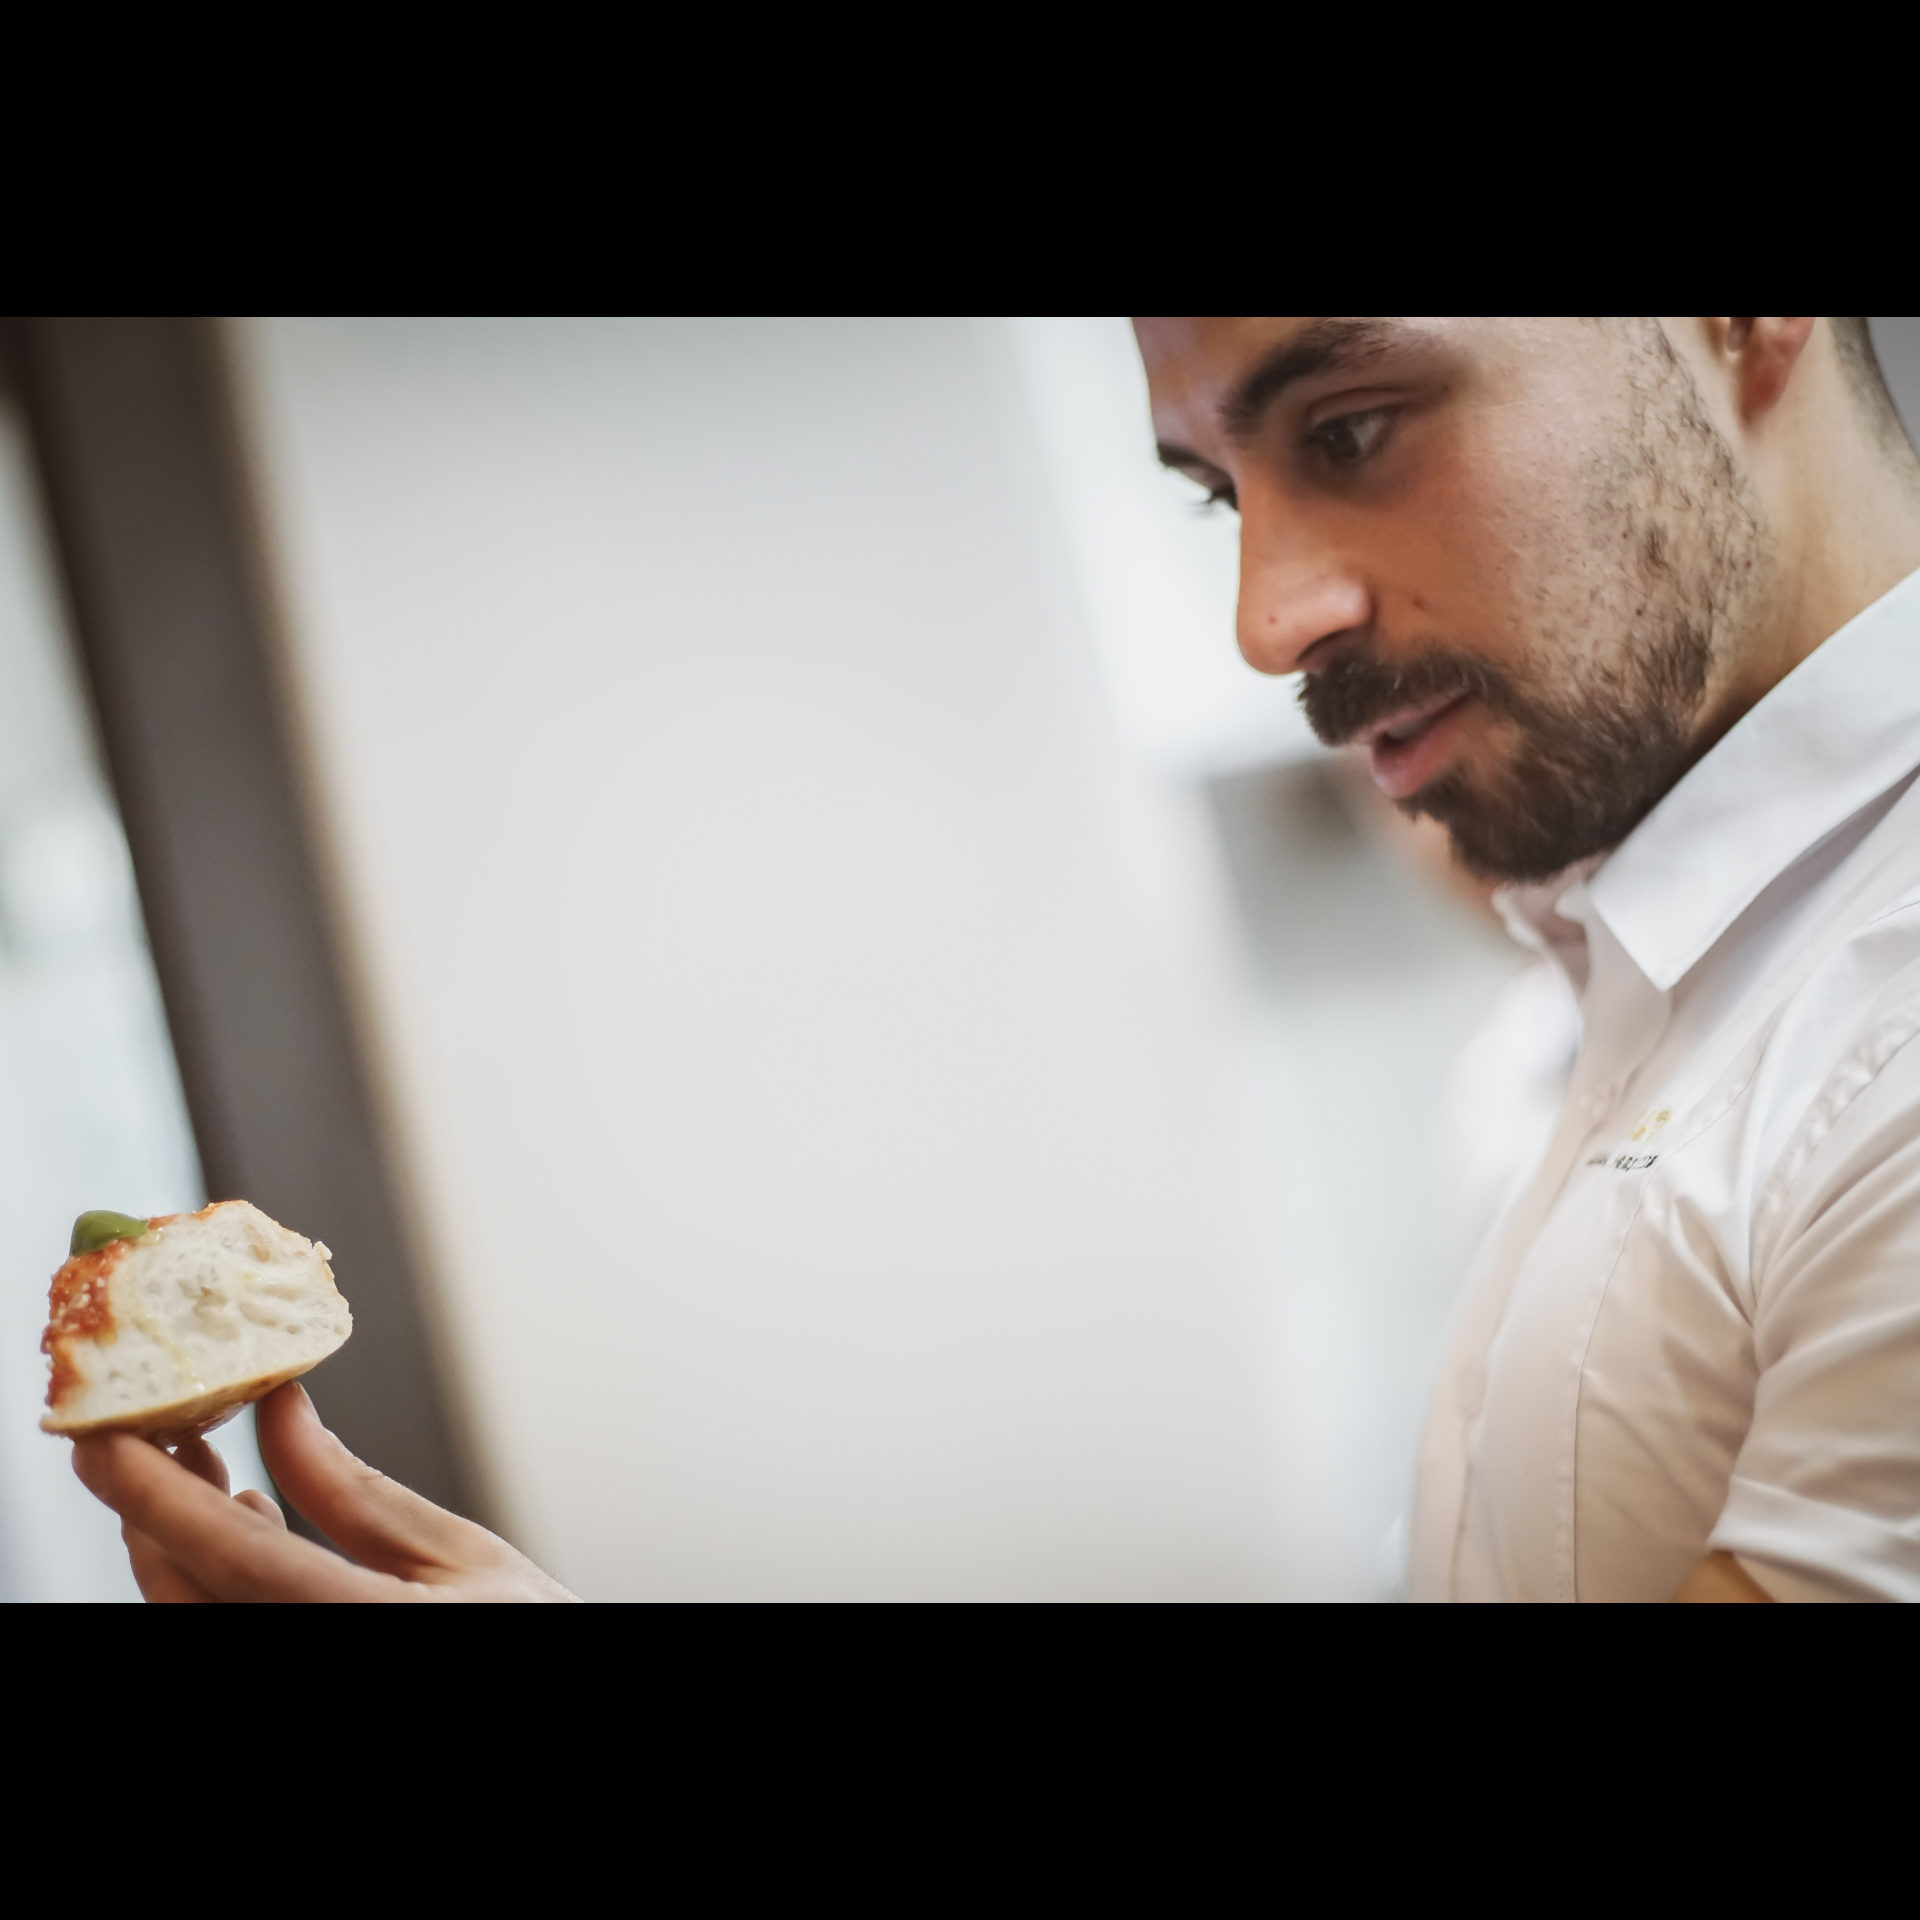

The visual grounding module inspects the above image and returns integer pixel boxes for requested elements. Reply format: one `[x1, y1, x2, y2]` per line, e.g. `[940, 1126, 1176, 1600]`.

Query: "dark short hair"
[1831, 318, 1913, 456]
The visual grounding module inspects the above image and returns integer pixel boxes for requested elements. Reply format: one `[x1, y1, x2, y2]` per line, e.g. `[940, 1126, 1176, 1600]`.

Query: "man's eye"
[1308, 409, 1393, 468]
[1201, 481, 1238, 513]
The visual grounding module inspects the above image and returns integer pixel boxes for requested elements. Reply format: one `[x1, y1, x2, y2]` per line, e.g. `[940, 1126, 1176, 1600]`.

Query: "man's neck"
[1712, 436, 1920, 750]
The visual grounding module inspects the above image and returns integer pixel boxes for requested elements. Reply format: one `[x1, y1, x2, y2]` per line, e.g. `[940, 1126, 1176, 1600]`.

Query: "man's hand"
[1672, 1550, 1773, 1602]
[72, 1382, 576, 1602]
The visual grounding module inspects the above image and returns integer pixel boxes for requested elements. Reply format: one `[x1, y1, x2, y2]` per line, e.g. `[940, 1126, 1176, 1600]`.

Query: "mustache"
[1297, 643, 1512, 747]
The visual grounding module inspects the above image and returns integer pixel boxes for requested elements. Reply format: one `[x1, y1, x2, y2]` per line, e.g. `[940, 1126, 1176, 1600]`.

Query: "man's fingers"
[121, 1476, 285, 1601]
[233, 1489, 286, 1527]
[171, 1434, 230, 1494]
[72, 1433, 410, 1603]
[123, 1521, 221, 1603]
[70, 1399, 568, 1603]
[254, 1383, 506, 1578]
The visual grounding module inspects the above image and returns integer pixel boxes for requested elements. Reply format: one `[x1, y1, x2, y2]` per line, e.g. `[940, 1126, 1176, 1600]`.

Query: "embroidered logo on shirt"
[1586, 1106, 1672, 1173]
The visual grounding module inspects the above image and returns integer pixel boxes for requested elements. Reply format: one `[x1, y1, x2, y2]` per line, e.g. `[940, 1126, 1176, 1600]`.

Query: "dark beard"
[1295, 322, 1761, 884]
[1299, 634, 1709, 882]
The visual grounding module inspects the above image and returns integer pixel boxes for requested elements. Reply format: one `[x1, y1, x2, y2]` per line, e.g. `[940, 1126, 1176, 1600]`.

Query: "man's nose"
[1235, 518, 1372, 678]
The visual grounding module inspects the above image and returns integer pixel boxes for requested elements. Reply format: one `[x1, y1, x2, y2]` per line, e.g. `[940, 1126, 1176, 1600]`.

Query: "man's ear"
[1718, 317, 1819, 418]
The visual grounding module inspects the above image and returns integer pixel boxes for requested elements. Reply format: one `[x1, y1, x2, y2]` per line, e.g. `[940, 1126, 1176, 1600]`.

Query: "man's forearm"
[1673, 1551, 1772, 1602]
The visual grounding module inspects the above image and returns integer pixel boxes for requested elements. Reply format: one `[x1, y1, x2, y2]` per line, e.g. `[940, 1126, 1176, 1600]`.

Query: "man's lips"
[1357, 691, 1474, 798]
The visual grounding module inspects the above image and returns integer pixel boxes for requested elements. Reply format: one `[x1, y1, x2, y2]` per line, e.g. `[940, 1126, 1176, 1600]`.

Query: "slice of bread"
[41, 1200, 352, 1441]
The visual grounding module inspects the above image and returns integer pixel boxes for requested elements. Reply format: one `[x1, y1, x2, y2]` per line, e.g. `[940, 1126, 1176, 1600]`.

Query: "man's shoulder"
[1751, 896, 1920, 1234]
[1773, 886, 1920, 1060]
[1750, 772, 1920, 1082]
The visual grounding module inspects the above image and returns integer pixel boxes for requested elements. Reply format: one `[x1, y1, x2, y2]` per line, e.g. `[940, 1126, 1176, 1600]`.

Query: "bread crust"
[40, 1200, 350, 1441]
[44, 1364, 329, 1442]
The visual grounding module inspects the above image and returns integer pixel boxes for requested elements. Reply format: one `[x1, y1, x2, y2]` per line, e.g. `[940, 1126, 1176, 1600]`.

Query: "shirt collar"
[1504, 563, 1920, 994]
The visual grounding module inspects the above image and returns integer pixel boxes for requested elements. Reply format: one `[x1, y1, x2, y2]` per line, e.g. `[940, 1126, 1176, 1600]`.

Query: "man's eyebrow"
[1155, 440, 1219, 478]
[1219, 318, 1404, 443]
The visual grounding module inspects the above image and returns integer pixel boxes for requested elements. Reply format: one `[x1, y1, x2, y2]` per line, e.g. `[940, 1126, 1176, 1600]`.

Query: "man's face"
[1135, 317, 1770, 881]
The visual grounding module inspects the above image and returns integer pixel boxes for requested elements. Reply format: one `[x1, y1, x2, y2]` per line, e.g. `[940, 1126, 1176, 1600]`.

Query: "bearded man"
[71, 318, 1920, 1603]
[1139, 316, 1920, 1601]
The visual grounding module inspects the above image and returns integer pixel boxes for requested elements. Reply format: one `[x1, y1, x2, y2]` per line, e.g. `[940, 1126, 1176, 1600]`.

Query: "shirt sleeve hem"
[1710, 1475, 1914, 1603]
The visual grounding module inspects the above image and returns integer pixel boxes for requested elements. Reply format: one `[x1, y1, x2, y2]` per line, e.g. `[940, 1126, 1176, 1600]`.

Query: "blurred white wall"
[1002, 318, 1319, 776]
[999, 321, 1518, 1591]
[234, 317, 1303, 1599]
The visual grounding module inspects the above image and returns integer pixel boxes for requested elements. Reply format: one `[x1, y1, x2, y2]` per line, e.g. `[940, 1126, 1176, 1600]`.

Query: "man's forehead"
[1133, 316, 1309, 366]
[1133, 317, 1312, 419]
[1136, 317, 1425, 455]
[1137, 317, 1517, 465]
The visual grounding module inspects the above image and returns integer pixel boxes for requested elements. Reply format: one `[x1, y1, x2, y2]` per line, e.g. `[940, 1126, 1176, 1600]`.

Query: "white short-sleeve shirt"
[1409, 565, 1920, 1602]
